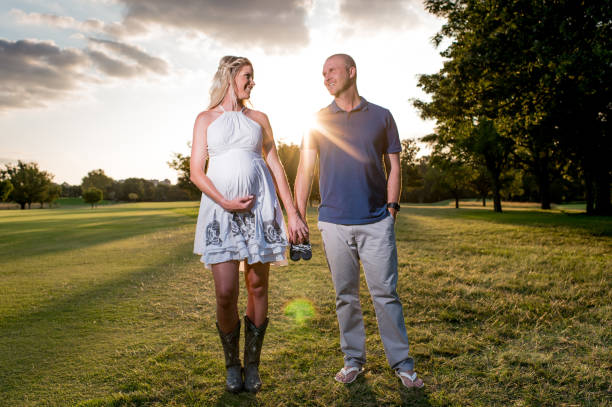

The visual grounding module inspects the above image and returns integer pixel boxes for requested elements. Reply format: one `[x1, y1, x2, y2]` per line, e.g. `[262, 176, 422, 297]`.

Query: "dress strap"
[218, 105, 225, 112]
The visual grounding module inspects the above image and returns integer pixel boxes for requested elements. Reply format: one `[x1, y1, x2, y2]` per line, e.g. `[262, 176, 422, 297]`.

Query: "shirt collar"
[329, 97, 369, 113]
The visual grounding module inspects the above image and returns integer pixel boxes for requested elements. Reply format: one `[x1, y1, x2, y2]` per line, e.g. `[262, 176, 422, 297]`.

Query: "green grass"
[0, 201, 610, 406]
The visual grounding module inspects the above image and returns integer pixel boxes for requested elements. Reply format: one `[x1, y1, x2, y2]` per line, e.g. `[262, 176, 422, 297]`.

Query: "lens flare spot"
[284, 299, 315, 326]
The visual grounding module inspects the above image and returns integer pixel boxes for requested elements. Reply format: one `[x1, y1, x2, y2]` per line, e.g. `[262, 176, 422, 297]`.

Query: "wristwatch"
[387, 202, 400, 211]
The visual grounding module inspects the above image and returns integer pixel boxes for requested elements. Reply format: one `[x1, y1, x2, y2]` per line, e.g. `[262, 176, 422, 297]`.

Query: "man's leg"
[355, 216, 415, 372]
[318, 221, 366, 370]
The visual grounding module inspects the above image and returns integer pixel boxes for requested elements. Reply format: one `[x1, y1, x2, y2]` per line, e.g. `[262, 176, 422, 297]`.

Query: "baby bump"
[207, 151, 262, 200]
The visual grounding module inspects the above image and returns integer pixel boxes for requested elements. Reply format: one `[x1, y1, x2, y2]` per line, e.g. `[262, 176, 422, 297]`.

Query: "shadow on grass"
[0, 210, 195, 262]
[345, 376, 379, 406]
[0, 237, 195, 402]
[399, 386, 431, 407]
[403, 206, 612, 237]
[214, 391, 261, 407]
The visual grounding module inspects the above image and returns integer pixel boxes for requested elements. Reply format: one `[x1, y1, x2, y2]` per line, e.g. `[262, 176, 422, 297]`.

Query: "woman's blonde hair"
[207, 55, 253, 110]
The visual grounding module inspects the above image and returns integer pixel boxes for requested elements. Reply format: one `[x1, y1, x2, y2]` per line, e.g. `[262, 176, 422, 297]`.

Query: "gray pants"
[318, 216, 414, 372]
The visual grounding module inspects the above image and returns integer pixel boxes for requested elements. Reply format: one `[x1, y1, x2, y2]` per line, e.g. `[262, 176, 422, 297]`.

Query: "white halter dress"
[194, 106, 288, 269]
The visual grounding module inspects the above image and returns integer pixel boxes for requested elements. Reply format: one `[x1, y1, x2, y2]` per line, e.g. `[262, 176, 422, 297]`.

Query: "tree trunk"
[594, 170, 611, 215]
[20, 202, 25, 210]
[482, 196, 486, 206]
[455, 196, 459, 208]
[584, 161, 595, 214]
[492, 176, 502, 213]
[536, 151, 552, 210]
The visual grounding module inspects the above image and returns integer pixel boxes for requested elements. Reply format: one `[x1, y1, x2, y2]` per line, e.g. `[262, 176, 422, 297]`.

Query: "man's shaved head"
[326, 54, 356, 70]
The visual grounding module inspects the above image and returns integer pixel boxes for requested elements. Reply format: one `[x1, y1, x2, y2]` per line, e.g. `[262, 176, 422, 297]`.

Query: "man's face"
[322, 56, 352, 97]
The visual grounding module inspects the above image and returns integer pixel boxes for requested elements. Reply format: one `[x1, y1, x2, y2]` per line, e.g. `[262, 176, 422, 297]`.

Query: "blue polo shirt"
[303, 97, 401, 225]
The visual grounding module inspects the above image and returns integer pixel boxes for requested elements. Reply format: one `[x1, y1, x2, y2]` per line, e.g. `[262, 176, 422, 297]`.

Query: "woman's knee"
[247, 282, 268, 299]
[216, 286, 238, 309]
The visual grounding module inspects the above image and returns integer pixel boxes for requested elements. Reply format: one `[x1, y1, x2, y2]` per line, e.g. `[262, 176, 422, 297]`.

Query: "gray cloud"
[86, 49, 139, 78]
[88, 38, 168, 75]
[339, 0, 423, 31]
[118, 0, 310, 49]
[0, 39, 90, 109]
[10, 9, 144, 38]
[11, 9, 105, 32]
[0, 38, 169, 110]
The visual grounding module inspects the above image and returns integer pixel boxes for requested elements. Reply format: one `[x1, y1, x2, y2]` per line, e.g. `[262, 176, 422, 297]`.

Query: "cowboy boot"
[216, 320, 243, 393]
[243, 315, 268, 393]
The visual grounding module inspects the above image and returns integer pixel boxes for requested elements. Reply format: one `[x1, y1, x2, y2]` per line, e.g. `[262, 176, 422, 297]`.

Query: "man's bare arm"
[384, 152, 401, 218]
[294, 148, 317, 225]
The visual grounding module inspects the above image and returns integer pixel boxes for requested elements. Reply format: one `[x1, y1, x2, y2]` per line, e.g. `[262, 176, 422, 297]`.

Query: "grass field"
[0, 202, 610, 406]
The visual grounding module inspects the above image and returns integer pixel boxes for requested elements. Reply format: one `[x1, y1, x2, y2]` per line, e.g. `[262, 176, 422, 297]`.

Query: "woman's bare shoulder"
[194, 109, 222, 128]
[244, 108, 270, 127]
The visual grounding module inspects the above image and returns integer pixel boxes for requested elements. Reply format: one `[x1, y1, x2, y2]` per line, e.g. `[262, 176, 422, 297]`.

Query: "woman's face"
[233, 64, 255, 100]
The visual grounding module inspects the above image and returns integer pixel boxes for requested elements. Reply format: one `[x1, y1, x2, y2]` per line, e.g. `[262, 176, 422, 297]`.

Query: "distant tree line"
[170, 139, 588, 212]
[414, 0, 610, 214]
[398, 139, 585, 209]
[78, 169, 191, 202]
[0, 162, 192, 209]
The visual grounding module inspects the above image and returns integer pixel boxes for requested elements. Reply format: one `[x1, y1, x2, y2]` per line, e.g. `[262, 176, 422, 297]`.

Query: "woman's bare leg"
[211, 260, 240, 333]
[244, 262, 270, 326]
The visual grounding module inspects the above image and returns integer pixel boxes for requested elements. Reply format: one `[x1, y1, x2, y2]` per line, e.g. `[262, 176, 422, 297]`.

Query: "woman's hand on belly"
[221, 195, 255, 213]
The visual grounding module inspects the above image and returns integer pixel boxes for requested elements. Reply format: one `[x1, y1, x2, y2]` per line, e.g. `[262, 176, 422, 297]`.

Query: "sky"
[0, 0, 445, 185]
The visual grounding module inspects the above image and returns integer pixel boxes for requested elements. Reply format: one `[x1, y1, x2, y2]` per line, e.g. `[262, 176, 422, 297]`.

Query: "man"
[294, 54, 424, 388]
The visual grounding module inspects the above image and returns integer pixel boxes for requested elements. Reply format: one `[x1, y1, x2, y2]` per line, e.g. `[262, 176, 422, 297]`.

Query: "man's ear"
[348, 66, 357, 79]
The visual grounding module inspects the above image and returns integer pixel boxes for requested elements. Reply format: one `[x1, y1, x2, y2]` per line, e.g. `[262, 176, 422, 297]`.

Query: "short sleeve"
[385, 111, 401, 154]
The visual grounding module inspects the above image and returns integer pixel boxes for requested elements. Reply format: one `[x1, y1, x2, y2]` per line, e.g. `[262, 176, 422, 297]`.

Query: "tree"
[470, 165, 490, 207]
[82, 187, 103, 208]
[2, 161, 53, 209]
[60, 182, 81, 198]
[168, 150, 200, 200]
[432, 154, 474, 209]
[39, 183, 61, 208]
[81, 169, 115, 200]
[119, 178, 145, 201]
[399, 139, 424, 203]
[419, 0, 611, 214]
[0, 179, 13, 202]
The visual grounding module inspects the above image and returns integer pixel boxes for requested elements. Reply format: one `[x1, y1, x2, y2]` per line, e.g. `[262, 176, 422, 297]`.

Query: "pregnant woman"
[191, 56, 308, 393]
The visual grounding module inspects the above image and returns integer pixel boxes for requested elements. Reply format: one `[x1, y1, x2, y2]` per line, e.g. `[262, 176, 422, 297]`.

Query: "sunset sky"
[0, 0, 444, 185]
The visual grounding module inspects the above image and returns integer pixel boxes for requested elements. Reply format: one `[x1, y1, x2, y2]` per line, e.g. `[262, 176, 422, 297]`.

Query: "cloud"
[88, 38, 169, 75]
[11, 1, 312, 50]
[0, 38, 169, 110]
[9, 8, 138, 38]
[0, 39, 90, 109]
[117, 0, 310, 49]
[339, 0, 423, 31]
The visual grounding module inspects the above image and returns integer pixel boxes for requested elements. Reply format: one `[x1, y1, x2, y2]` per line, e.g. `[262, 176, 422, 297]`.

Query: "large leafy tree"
[417, 0, 611, 214]
[2, 161, 53, 209]
[81, 169, 115, 200]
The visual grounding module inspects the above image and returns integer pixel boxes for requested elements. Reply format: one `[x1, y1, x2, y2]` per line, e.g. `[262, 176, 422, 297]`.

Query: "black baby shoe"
[289, 242, 312, 261]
